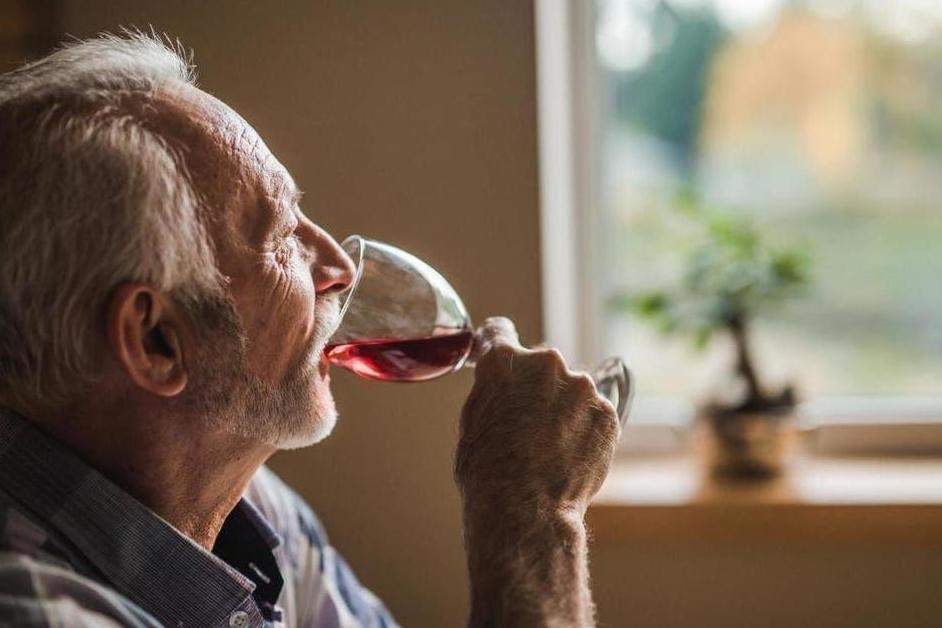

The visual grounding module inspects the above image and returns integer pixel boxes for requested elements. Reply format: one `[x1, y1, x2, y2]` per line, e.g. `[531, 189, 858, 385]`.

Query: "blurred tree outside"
[611, 192, 811, 410]
[610, 2, 726, 175]
[596, 0, 942, 404]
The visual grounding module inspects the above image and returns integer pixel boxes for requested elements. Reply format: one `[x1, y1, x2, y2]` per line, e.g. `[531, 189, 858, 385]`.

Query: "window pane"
[596, 0, 942, 402]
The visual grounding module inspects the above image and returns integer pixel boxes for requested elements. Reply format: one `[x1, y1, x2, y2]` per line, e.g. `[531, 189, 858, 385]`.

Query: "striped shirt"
[0, 408, 397, 627]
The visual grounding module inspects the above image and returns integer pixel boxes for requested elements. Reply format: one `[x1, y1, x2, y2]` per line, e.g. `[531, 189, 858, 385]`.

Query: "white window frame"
[533, 0, 942, 455]
[535, 0, 600, 365]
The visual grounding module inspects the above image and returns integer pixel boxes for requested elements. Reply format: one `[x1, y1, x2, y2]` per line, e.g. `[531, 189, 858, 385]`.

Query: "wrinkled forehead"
[151, 83, 295, 251]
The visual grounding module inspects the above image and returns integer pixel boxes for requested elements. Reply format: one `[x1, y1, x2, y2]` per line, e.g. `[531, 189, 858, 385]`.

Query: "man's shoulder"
[245, 468, 399, 627]
[0, 489, 86, 574]
[245, 466, 330, 555]
[0, 553, 158, 627]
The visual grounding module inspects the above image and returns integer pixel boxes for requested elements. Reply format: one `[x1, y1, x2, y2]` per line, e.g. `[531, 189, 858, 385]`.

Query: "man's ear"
[106, 283, 188, 397]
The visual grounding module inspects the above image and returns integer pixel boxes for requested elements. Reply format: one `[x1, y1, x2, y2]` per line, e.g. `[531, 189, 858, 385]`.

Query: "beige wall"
[62, 2, 540, 626]
[57, 3, 942, 628]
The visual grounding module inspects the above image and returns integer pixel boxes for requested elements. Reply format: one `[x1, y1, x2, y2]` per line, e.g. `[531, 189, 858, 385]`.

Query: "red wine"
[325, 330, 473, 382]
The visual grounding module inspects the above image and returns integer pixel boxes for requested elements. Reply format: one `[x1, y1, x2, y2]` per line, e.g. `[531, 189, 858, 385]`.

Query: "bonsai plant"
[613, 194, 811, 477]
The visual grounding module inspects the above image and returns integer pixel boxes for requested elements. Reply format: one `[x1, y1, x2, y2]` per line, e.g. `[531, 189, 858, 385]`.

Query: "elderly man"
[0, 34, 619, 627]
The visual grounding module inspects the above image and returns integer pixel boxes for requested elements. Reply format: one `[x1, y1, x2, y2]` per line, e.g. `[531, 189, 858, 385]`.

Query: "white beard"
[183, 294, 340, 450]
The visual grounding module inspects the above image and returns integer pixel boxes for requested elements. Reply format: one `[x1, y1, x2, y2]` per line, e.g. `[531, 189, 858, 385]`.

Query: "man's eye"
[274, 233, 299, 263]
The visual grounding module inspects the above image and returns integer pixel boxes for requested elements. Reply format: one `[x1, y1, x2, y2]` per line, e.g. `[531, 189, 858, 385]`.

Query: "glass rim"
[337, 234, 367, 323]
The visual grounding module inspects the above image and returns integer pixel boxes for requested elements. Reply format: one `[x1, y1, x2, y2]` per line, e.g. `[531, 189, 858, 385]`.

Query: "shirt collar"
[0, 409, 282, 627]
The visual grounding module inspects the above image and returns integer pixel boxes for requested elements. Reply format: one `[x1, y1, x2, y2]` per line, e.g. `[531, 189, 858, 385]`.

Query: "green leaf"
[769, 249, 810, 287]
[693, 326, 713, 350]
[634, 291, 670, 317]
[674, 185, 700, 215]
[615, 187, 813, 350]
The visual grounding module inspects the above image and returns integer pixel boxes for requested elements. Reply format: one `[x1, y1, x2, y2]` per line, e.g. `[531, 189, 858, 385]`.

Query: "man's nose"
[302, 220, 357, 295]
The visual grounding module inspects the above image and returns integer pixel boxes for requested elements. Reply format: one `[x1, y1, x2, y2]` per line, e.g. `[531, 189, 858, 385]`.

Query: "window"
[537, 0, 942, 430]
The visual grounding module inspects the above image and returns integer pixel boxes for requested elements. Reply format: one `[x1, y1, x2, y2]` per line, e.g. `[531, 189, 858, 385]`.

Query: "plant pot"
[698, 405, 796, 479]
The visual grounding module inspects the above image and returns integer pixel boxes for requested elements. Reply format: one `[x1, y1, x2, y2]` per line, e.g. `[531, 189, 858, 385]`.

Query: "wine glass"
[325, 236, 634, 428]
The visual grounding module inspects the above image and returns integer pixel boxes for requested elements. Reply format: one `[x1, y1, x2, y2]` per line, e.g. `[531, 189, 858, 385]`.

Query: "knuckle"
[491, 342, 517, 360]
[476, 317, 520, 355]
[485, 315, 514, 328]
[570, 370, 594, 387]
[476, 342, 517, 371]
[569, 372, 597, 395]
[594, 398, 620, 437]
[530, 347, 567, 370]
[482, 316, 516, 337]
[599, 397, 618, 424]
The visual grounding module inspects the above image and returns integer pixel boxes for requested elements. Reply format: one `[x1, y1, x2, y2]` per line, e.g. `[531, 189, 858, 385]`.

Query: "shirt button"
[229, 611, 249, 627]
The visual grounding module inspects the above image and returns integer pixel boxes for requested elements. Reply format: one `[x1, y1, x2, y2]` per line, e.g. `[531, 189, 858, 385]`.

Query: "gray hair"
[0, 32, 226, 410]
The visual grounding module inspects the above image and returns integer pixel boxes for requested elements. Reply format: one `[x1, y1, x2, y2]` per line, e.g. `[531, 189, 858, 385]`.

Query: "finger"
[469, 316, 521, 363]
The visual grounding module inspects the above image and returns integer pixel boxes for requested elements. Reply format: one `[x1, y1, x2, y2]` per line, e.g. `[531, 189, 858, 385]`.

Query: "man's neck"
[26, 398, 274, 551]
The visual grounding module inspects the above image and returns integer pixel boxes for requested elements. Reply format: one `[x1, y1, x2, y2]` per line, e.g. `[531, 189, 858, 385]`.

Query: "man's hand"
[455, 317, 620, 628]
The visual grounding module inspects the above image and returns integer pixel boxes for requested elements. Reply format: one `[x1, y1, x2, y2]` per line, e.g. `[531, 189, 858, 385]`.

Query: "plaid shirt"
[0, 409, 397, 627]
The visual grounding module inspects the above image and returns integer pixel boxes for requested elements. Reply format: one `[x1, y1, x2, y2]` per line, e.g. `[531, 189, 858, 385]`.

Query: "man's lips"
[318, 349, 331, 377]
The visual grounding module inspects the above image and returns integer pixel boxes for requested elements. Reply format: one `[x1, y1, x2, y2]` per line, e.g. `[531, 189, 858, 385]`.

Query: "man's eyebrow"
[274, 175, 303, 208]
[287, 182, 304, 206]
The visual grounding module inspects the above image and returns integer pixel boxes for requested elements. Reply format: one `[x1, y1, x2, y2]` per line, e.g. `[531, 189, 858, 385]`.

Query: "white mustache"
[310, 296, 342, 356]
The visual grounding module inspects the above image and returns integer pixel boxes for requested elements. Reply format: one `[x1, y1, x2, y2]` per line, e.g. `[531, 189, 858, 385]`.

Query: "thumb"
[468, 316, 521, 364]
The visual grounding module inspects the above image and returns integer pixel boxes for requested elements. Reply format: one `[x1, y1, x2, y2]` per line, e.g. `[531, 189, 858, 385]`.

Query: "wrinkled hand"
[455, 317, 619, 519]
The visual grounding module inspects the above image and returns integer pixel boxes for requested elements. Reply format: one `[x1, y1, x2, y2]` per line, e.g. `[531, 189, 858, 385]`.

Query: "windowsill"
[595, 453, 942, 506]
[619, 396, 942, 455]
[588, 453, 942, 544]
